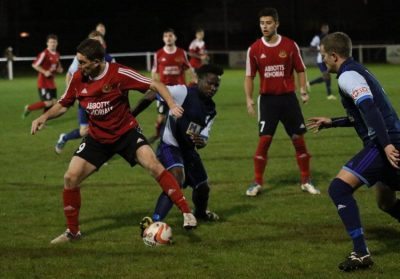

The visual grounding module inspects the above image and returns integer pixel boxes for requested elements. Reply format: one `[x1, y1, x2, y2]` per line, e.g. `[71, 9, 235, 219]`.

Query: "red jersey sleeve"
[58, 74, 78, 107]
[152, 52, 159, 74]
[117, 66, 152, 93]
[245, 46, 257, 78]
[292, 42, 306, 73]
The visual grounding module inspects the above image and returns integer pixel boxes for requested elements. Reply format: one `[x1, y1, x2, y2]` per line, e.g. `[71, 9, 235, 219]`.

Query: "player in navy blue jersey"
[307, 32, 400, 272]
[307, 24, 336, 100]
[132, 64, 223, 232]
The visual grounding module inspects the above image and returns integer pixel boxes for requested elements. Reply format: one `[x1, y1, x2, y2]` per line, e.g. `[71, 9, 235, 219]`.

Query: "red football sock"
[292, 136, 311, 184]
[156, 170, 190, 213]
[27, 101, 46, 111]
[63, 188, 81, 234]
[253, 135, 272, 185]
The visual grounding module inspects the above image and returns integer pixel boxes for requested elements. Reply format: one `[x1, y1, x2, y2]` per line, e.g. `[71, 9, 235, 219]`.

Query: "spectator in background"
[188, 28, 209, 69]
[22, 34, 63, 118]
[308, 23, 336, 100]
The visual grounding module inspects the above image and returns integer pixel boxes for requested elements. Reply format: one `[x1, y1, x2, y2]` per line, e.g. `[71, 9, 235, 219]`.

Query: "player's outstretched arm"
[31, 103, 68, 135]
[307, 117, 332, 133]
[150, 80, 183, 118]
[131, 90, 157, 117]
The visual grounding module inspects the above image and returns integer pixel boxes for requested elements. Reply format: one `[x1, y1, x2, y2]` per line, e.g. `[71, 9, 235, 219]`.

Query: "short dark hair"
[163, 28, 176, 35]
[46, 34, 58, 41]
[196, 64, 224, 79]
[88, 30, 104, 39]
[76, 39, 105, 61]
[258, 7, 279, 22]
[321, 32, 352, 58]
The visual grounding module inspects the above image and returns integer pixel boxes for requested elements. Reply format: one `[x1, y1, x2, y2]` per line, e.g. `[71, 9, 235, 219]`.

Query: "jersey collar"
[261, 35, 281, 47]
[91, 62, 109, 81]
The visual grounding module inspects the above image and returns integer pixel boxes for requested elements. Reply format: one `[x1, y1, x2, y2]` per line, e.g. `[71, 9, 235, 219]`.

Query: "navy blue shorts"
[78, 105, 88, 126]
[343, 142, 400, 190]
[317, 62, 328, 73]
[156, 143, 208, 188]
[258, 94, 306, 137]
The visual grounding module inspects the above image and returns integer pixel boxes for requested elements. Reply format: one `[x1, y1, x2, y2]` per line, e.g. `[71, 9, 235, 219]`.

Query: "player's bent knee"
[195, 182, 210, 194]
[328, 178, 353, 202]
[63, 170, 81, 188]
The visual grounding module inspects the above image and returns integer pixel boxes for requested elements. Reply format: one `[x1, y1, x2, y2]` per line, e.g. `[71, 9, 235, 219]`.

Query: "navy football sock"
[328, 178, 368, 255]
[325, 79, 332, 95]
[310, 77, 324, 85]
[64, 129, 81, 142]
[192, 183, 210, 217]
[153, 192, 173, 221]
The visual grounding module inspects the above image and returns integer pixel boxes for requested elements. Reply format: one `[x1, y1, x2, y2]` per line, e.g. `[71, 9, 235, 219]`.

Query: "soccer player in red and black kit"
[188, 28, 209, 69]
[31, 38, 197, 244]
[149, 28, 194, 143]
[244, 7, 320, 196]
[23, 34, 63, 118]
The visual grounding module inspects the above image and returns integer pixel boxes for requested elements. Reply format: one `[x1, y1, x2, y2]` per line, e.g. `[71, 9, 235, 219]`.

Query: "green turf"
[1, 65, 400, 278]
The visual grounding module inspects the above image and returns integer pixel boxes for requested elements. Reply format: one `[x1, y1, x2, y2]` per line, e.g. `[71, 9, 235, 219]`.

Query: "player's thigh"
[340, 143, 385, 188]
[117, 128, 152, 165]
[183, 151, 208, 189]
[375, 182, 397, 210]
[64, 156, 97, 187]
[156, 143, 184, 170]
[135, 145, 164, 177]
[258, 95, 280, 136]
[280, 94, 307, 137]
[73, 135, 113, 170]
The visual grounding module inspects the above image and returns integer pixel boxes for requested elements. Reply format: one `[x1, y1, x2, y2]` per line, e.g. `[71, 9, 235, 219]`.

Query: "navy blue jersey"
[161, 85, 216, 151]
[337, 58, 400, 145]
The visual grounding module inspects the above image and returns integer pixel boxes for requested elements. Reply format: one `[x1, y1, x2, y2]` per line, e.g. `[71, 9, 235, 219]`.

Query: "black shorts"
[73, 127, 149, 169]
[38, 88, 57, 101]
[343, 141, 400, 190]
[258, 93, 306, 137]
[156, 100, 168, 115]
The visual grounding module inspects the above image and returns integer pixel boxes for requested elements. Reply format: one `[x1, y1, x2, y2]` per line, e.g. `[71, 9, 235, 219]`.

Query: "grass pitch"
[1, 65, 400, 278]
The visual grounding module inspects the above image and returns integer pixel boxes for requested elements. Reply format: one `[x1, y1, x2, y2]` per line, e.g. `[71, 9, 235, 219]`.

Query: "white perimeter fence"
[1, 45, 400, 80]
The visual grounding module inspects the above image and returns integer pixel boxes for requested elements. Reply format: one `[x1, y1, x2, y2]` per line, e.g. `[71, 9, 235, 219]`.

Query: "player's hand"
[31, 116, 47, 135]
[56, 66, 64, 74]
[307, 117, 332, 133]
[191, 134, 207, 149]
[170, 104, 184, 118]
[300, 92, 309, 104]
[384, 144, 400, 169]
[43, 70, 52, 77]
[246, 99, 256, 116]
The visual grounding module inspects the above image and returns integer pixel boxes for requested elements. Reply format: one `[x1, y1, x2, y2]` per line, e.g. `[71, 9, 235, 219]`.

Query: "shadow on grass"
[80, 211, 147, 237]
[365, 225, 400, 256]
